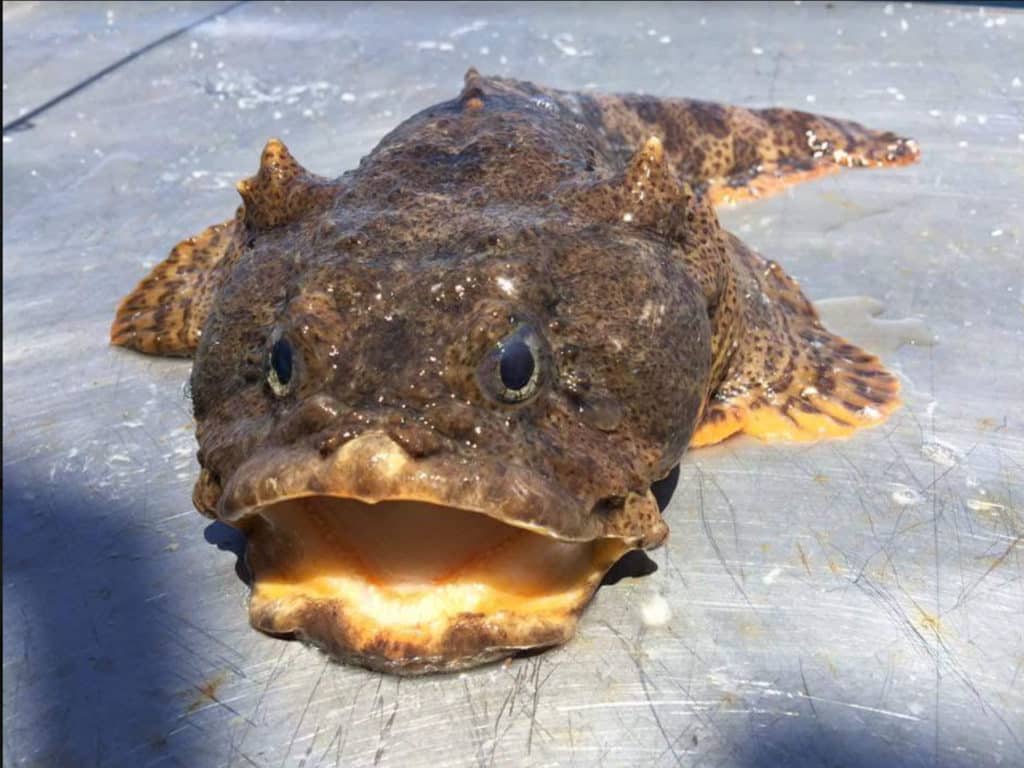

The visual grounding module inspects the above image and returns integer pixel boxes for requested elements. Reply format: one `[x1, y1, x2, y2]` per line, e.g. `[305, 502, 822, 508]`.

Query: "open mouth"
[244, 497, 629, 673]
[209, 431, 665, 673]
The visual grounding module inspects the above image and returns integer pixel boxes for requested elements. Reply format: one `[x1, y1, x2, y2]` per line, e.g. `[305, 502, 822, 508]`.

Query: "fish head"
[187, 201, 711, 672]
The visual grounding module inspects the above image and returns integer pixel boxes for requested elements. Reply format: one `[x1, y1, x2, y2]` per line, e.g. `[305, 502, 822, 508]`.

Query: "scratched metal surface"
[3, 2, 1022, 766]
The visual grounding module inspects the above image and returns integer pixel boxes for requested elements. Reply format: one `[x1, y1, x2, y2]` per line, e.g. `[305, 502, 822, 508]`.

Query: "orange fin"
[692, 351, 901, 447]
[110, 217, 241, 357]
[692, 237, 901, 448]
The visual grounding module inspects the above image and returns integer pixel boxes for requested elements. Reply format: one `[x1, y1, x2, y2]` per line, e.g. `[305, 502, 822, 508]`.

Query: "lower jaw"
[242, 497, 631, 673]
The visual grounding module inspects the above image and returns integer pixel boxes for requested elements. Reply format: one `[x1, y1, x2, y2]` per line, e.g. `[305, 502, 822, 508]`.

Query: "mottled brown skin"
[111, 70, 917, 672]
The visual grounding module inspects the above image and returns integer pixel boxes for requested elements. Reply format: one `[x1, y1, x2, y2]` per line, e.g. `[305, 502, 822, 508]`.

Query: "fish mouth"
[244, 497, 629, 673]
[212, 432, 663, 674]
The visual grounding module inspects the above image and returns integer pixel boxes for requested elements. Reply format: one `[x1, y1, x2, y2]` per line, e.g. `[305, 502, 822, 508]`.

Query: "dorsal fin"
[236, 139, 335, 231]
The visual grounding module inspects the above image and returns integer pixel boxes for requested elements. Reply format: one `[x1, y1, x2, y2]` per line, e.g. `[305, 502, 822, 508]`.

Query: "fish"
[110, 70, 917, 674]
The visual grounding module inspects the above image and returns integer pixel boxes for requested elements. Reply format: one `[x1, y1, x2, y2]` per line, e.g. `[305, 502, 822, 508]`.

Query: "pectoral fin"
[692, 236, 901, 447]
[111, 138, 334, 358]
[110, 216, 241, 357]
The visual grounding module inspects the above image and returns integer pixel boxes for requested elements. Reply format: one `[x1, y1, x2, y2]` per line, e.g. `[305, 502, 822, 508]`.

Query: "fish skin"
[111, 70, 916, 671]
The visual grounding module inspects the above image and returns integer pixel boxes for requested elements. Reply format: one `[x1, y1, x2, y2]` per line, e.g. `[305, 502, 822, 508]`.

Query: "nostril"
[279, 393, 344, 442]
[427, 401, 478, 439]
[388, 423, 444, 458]
[286, 393, 342, 430]
[305, 393, 341, 422]
[592, 496, 625, 516]
[316, 433, 340, 457]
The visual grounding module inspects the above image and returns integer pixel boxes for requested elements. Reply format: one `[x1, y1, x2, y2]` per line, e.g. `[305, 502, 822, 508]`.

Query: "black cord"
[3, 0, 248, 135]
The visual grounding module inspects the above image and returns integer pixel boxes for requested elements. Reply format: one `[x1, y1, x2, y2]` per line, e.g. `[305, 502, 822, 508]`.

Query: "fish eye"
[500, 339, 535, 391]
[478, 325, 544, 404]
[267, 337, 293, 396]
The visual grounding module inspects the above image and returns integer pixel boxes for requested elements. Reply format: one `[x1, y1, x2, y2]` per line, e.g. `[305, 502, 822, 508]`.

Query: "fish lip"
[218, 431, 613, 542]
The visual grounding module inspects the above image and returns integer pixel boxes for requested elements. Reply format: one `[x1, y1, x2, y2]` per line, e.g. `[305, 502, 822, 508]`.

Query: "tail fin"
[583, 93, 919, 205]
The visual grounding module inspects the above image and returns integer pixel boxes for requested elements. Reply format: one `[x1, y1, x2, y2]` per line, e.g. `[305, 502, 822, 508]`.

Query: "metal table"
[3, 2, 1022, 766]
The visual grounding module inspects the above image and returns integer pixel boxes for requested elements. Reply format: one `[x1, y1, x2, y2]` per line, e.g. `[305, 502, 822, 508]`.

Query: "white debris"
[921, 439, 963, 468]
[966, 499, 1005, 514]
[640, 593, 672, 627]
[892, 487, 924, 506]
[449, 19, 487, 38]
[552, 32, 578, 57]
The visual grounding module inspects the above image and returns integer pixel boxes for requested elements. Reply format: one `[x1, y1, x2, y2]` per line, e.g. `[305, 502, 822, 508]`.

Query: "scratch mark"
[708, 474, 741, 555]
[462, 677, 489, 768]
[186, 671, 227, 714]
[164, 610, 246, 676]
[233, 644, 290, 764]
[525, 656, 555, 754]
[372, 679, 400, 765]
[281, 656, 328, 768]
[297, 723, 321, 768]
[697, 467, 754, 608]
[953, 534, 1023, 609]
[184, 671, 257, 727]
[486, 665, 524, 767]
[796, 692, 922, 722]
[928, 345, 943, 768]
[798, 659, 818, 719]
[603, 621, 684, 767]
[796, 541, 812, 575]
[316, 723, 344, 768]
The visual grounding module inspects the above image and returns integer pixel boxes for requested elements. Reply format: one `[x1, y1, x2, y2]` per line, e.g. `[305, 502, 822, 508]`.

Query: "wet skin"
[111, 70, 917, 673]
